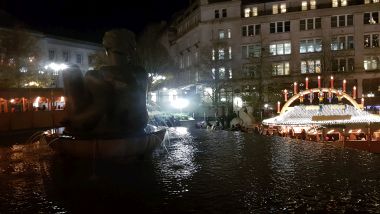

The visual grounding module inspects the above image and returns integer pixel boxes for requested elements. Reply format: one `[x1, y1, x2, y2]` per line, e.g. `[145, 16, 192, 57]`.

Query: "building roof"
[263, 105, 380, 126]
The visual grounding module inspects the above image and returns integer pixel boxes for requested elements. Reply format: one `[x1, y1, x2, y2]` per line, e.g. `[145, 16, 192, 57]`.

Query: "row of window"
[242, 34, 378, 58]
[243, 0, 378, 18]
[48, 49, 84, 64]
[242, 56, 379, 78]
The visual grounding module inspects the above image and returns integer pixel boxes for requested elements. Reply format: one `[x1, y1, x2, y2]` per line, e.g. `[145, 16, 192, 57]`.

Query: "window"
[364, 56, 380, 70]
[241, 44, 261, 58]
[364, 12, 379, 24]
[280, 3, 287, 13]
[76, 54, 83, 64]
[301, 59, 321, 74]
[242, 24, 261, 36]
[219, 67, 226, 79]
[310, 0, 316, 9]
[332, 58, 354, 72]
[331, 35, 354, 50]
[228, 46, 232, 59]
[219, 30, 225, 39]
[227, 29, 231, 38]
[222, 9, 227, 18]
[302, 1, 308, 10]
[300, 39, 322, 53]
[269, 41, 291, 55]
[242, 64, 259, 78]
[244, 7, 258, 17]
[270, 21, 290, 33]
[332, 0, 347, 7]
[272, 4, 278, 14]
[300, 18, 321, 30]
[218, 48, 225, 60]
[62, 51, 69, 62]
[212, 49, 215, 61]
[215, 10, 220, 18]
[48, 49, 55, 61]
[365, 0, 380, 3]
[272, 62, 290, 76]
[364, 33, 380, 48]
[331, 15, 353, 27]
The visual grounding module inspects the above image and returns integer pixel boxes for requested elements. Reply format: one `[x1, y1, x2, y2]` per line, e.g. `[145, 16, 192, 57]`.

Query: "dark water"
[1, 127, 380, 213]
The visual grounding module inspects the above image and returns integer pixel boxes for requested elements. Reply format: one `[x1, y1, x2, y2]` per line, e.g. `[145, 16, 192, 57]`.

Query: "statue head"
[102, 29, 137, 57]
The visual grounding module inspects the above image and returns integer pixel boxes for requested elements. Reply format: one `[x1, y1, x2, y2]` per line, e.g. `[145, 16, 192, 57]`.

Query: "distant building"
[161, 0, 380, 116]
[37, 34, 103, 87]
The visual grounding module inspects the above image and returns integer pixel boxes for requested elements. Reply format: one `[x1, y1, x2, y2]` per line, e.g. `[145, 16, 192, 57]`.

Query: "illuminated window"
[244, 8, 250, 17]
[269, 41, 291, 55]
[272, 4, 278, 14]
[272, 62, 290, 76]
[364, 56, 380, 70]
[280, 3, 287, 13]
[218, 48, 225, 60]
[218, 29, 225, 39]
[227, 29, 231, 38]
[252, 7, 258, 16]
[332, 0, 338, 7]
[302, 1, 308, 10]
[310, 0, 317, 9]
[212, 49, 215, 60]
[228, 46, 232, 59]
[301, 60, 321, 74]
[244, 7, 258, 17]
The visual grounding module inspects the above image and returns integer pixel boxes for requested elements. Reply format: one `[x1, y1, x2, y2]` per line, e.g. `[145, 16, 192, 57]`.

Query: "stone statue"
[62, 29, 148, 137]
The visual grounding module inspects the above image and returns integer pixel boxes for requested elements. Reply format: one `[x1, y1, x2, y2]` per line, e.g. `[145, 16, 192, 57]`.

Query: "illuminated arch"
[280, 88, 361, 115]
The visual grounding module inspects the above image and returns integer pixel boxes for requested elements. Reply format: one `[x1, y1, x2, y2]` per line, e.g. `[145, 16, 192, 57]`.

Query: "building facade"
[162, 0, 380, 116]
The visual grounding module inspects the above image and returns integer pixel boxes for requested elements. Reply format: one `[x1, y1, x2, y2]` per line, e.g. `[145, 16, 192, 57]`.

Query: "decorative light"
[277, 101, 281, 113]
[294, 82, 298, 94]
[10, 99, 15, 103]
[284, 89, 288, 101]
[330, 76, 334, 88]
[343, 79, 346, 92]
[318, 76, 321, 88]
[353, 86, 357, 99]
[60, 96, 65, 102]
[305, 77, 309, 89]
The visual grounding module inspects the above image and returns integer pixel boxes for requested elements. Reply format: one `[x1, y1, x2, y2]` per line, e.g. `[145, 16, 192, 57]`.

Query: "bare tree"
[136, 22, 174, 91]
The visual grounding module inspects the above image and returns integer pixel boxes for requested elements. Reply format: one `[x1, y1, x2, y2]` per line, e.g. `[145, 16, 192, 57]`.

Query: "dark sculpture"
[62, 29, 148, 137]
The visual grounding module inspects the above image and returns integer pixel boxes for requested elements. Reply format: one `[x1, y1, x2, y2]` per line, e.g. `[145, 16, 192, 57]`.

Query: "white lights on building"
[33, 96, 40, 108]
[169, 90, 177, 102]
[44, 63, 68, 75]
[233, 97, 243, 108]
[204, 87, 213, 96]
[151, 92, 157, 103]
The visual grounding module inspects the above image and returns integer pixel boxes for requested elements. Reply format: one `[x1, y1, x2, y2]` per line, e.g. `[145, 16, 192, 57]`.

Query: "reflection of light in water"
[173, 127, 188, 136]
[155, 127, 198, 196]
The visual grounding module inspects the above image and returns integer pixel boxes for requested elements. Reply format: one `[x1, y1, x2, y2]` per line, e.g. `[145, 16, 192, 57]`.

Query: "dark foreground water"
[1, 128, 380, 213]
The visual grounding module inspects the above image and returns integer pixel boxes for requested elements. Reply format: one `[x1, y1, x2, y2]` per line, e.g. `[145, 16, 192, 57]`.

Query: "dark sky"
[2, 0, 189, 43]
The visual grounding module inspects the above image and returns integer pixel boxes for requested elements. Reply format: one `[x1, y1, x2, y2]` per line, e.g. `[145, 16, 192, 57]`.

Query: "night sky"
[2, 0, 189, 43]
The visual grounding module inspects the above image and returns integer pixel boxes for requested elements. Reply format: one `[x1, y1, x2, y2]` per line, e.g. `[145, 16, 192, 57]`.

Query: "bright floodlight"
[171, 98, 189, 109]
[233, 97, 243, 108]
[44, 63, 68, 71]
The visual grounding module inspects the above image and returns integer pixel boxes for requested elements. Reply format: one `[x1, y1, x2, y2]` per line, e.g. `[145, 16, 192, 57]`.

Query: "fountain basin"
[41, 128, 167, 161]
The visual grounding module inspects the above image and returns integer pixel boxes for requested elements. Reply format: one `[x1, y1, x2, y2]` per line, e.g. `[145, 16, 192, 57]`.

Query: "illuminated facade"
[164, 0, 380, 114]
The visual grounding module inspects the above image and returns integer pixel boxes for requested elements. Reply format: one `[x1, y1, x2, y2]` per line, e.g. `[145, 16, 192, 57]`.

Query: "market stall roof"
[263, 104, 380, 126]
